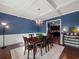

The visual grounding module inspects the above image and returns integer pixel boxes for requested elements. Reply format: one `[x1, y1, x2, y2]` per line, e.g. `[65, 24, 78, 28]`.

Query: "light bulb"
[1, 22, 7, 26]
[77, 28, 79, 31]
[5, 25, 9, 29]
[63, 28, 67, 32]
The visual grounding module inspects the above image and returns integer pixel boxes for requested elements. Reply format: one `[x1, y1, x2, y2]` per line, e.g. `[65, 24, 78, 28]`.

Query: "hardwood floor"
[0, 48, 11, 59]
[0, 43, 23, 59]
[0, 43, 79, 59]
[59, 45, 79, 59]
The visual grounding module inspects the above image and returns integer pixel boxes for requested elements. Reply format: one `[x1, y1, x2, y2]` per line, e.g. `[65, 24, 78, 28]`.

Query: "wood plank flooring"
[59, 45, 79, 59]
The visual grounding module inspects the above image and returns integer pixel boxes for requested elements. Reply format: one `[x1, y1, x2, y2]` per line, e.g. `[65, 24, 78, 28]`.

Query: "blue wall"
[0, 11, 79, 35]
[61, 11, 79, 28]
[39, 21, 46, 33]
[0, 12, 38, 35]
[39, 11, 79, 32]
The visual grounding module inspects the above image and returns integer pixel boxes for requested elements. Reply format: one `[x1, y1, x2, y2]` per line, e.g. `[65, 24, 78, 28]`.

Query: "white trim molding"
[46, 19, 63, 44]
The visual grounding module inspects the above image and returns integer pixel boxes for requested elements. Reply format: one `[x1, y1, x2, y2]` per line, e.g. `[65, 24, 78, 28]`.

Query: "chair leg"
[51, 43, 53, 48]
[24, 40, 27, 55]
[48, 44, 49, 51]
[27, 49, 29, 59]
[40, 44, 42, 56]
[24, 46, 27, 55]
[45, 44, 47, 53]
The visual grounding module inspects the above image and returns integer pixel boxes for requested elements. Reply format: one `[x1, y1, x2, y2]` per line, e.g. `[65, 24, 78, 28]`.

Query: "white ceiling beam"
[39, 9, 52, 17]
[47, 0, 62, 16]
[47, 0, 57, 9]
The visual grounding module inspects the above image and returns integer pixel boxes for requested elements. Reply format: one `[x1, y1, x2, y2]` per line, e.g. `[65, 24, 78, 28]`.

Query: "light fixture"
[5, 25, 9, 29]
[1, 22, 9, 49]
[77, 27, 79, 32]
[34, 8, 42, 26]
[62, 27, 68, 35]
[1, 22, 7, 26]
[63, 28, 67, 32]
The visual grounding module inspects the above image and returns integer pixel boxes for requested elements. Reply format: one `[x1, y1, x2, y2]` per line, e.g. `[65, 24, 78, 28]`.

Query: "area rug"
[10, 44, 64, 59]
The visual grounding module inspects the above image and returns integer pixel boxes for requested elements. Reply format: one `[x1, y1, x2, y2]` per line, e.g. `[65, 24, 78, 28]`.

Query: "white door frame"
[46, 19, 63, 44]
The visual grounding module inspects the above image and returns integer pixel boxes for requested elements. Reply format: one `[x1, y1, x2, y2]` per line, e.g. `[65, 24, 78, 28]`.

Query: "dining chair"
[23, 36, 34, 59]
[45, 33, 53, 51]
[36, 36, 48, 55]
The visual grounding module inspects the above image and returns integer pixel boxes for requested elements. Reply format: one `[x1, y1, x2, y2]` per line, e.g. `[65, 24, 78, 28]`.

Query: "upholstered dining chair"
[23, 36, 27, 55]
[45, 33, 53, 51]
[23, 36, 34, 59]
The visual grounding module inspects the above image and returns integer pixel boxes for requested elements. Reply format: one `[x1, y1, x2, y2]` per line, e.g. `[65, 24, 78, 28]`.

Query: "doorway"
[46, 19, 61, 45]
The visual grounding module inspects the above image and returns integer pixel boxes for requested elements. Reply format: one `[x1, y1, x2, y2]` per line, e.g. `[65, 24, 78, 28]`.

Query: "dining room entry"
[46, 19, 61, 45]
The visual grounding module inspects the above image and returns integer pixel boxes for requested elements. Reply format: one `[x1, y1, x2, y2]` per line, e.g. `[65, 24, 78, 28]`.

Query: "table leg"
[33, 44, 36, 59]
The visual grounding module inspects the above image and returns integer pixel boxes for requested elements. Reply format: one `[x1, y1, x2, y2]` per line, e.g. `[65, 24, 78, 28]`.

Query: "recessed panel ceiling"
[0, 0, 38, 19]
[0, 0, 53, 20]
[26, 0, 52, 18]
[40, 10, 60, 21]
[0, 0, 79, 21]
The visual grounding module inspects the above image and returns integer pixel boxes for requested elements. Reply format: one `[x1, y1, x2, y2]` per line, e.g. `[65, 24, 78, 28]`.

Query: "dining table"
[23, 35, 53, 59]
[26, 37, 46, 59]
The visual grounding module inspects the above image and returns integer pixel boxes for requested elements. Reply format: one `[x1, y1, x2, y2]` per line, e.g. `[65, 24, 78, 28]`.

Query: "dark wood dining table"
[26, 37, 45, 59]
[24, 35, 53, 59]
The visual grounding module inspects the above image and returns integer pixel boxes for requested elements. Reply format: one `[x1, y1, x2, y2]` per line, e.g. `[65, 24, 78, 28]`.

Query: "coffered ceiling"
[0, 0, 79, 21]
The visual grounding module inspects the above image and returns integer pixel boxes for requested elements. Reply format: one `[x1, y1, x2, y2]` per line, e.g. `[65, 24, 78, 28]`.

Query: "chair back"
[23, 36, 27, 42]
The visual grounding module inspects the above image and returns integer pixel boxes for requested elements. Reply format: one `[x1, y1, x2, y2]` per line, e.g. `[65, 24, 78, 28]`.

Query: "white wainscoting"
[0, 33, 46, 47]
[0, 35, 3, 47]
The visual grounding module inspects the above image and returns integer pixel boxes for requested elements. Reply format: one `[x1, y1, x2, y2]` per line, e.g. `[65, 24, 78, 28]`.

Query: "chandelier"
[35, 16, 42, 26]
[34, 8, 42, 26]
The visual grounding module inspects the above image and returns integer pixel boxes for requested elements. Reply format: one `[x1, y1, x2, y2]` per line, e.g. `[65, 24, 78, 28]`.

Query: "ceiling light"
[34, 8, 42, 26]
